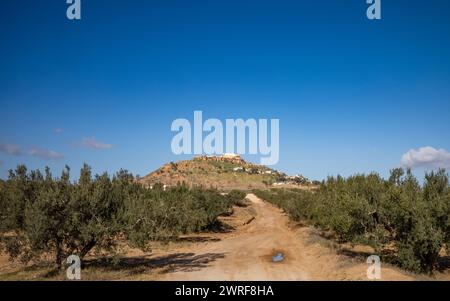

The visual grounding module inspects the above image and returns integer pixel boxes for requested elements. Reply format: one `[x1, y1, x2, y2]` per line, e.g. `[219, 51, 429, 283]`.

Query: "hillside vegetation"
[139, 156, 283, 191]
[254, 168, 450, 273]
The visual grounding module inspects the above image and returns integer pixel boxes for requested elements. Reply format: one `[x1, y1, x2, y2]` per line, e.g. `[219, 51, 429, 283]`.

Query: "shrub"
[254, 168, 450, 273]
[0, 165, 233, 269]
[0, 165, 127, 268]
[226, 190, 247, 207]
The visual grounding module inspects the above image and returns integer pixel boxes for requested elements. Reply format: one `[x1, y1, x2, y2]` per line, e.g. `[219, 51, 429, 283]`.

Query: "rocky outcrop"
[193, 154, 245, 165]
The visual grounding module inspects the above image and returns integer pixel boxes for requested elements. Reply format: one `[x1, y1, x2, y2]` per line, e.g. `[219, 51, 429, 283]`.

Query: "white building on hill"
[222, 153, 240, 159]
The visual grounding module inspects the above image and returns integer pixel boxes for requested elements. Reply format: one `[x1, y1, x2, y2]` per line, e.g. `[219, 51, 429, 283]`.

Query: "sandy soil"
[2, 194, 445, 280]
[158, 194, 416, 281]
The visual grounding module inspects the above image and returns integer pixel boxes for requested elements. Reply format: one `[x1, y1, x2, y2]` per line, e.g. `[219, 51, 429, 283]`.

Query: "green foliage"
[0, 179, 6, 232]
[0, 165, 235, 269]
[208, 161, 240, 172]
[254, 168, 450, 273]
[226, 190, 247, 207]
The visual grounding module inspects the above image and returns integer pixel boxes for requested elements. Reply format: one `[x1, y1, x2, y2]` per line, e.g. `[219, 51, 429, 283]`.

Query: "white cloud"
[401, 146, 450, 169]
[82, 137, 112, 150]
[0, 144, 22, 156]
[53, 128, 63, 134]
[28, 148, 64, 160]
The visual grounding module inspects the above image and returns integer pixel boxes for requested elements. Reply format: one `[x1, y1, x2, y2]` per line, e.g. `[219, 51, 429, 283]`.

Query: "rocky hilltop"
[139, 154, 311, 191]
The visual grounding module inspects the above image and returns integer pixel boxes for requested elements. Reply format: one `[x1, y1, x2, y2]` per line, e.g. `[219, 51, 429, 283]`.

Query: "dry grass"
[139, 157, 280, 191]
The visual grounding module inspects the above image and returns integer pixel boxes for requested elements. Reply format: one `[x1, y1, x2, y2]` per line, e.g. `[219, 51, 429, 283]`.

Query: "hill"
[139, 154, 307, 191]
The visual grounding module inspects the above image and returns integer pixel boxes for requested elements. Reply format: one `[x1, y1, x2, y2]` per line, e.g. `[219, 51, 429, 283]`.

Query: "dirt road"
[0, 194, 419, 280]
[161, 194, 415, 281]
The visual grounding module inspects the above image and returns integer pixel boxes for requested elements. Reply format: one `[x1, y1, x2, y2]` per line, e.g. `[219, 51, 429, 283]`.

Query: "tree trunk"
[80, 239, 96, 259]
[55, 240, 64, 270]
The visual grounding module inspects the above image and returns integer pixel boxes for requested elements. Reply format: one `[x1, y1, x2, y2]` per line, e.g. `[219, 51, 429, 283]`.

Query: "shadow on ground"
[437, 255, 450, 272]
[83, 252, 226, 275]
[174, 236, 221, 243]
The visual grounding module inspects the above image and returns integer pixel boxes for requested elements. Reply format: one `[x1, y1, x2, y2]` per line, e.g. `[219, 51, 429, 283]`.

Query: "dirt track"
[0, 194, 421, 280]
[161, 194, 415, 281]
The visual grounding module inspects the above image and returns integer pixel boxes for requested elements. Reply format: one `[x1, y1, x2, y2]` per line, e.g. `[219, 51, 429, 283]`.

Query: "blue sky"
[1, 0, 450, 181]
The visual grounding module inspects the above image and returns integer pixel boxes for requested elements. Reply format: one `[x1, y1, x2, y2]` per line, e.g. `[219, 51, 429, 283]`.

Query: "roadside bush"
[254, 168, 450, 273]
[0, 165, 43, 234]
[226, 190, 247, 207]
[0, 164, 233, 269]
